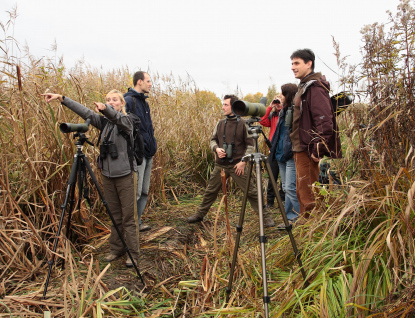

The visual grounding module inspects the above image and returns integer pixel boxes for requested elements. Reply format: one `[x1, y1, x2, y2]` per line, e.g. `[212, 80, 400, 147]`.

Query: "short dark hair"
[223, 94, 239, 106]
[290, 49, 315, 71]
[133, 71, 148, 86]
[281, 83, 298, 107]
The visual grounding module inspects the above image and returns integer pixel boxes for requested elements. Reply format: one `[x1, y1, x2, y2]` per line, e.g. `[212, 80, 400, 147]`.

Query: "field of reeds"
[1, 1, 415, 317]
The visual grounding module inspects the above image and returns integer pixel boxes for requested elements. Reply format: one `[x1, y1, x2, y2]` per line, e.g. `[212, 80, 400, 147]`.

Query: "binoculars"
[100, 141, 118, 159]
[222, 142, 235, 163]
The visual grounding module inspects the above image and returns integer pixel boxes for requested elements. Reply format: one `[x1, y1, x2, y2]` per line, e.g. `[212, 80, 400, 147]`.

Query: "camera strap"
[96, 120, 115, 147]
[223, 116, 240, 148]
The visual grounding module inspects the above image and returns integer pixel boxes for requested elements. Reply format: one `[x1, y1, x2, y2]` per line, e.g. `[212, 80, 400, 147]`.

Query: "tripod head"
[245, 117, 272, 152]
[73, 132, 94, 148]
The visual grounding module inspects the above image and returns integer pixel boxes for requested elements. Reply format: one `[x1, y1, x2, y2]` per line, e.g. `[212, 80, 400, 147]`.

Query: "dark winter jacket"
[124, 88, 157, 158]
[290, 72, 342, 159]
[62, 97, 136, 178]
[270, 108, 293, 163]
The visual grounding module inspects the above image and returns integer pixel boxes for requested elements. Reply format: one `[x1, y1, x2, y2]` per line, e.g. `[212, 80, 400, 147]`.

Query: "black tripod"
[43, 130, 144, 299]
[225, 118, 307, 317]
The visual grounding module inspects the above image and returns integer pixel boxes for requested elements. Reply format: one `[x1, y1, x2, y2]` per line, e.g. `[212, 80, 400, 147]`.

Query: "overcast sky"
[1, 0, 398, 98]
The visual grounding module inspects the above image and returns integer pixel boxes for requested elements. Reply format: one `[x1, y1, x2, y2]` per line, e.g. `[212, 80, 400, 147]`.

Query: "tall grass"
[1, 1, 415, 317]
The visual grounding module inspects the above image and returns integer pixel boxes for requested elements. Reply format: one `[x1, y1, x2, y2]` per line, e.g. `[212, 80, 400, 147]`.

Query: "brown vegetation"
[1, 0, 415, 317]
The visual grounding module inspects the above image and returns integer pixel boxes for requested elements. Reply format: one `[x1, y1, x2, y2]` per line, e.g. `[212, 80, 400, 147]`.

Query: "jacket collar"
[128, 87, 148, 100]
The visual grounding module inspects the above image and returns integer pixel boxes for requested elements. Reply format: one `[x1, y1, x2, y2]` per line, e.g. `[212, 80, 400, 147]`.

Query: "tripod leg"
[81, 156, 145, 285]
[226, 159, 254, 303]
[255, 159, 270, 318]
[264, 160, 308, 282]
[43, 154, 79, 299]
[61, 157, 83, 270]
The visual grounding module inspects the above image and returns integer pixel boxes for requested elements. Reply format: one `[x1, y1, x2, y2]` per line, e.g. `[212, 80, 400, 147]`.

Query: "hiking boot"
[265, 203, 274, 209]
[262, 207, 275, 228]
[126, 256, 139, 268]
[186, 214, 204, 223]
[104, 253, 123, 262]
[139, 224, 151, 232]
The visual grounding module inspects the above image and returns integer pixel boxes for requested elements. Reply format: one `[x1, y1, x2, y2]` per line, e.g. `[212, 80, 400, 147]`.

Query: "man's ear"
[306, 60, 313, 69]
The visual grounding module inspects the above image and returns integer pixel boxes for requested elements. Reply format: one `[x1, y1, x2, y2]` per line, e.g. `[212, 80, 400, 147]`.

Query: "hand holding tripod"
[43, 122, 144, 299]
[225, 118, 307, 317]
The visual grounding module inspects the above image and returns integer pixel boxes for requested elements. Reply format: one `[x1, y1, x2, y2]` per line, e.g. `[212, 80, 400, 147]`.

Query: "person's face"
[106, 93, 125, 112]
[276, 93, 286, 107]
[291, 57, 312, 80]
[222, 98, 233, 116]
[136, 73, 152, 93]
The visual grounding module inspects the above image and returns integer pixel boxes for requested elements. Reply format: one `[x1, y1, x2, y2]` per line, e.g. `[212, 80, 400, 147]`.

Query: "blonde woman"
[43, 90, 140, 267]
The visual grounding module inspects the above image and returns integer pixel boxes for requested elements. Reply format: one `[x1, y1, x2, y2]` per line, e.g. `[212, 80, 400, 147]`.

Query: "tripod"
[225, 118, 307, 317]
[43, 131, 144, 299]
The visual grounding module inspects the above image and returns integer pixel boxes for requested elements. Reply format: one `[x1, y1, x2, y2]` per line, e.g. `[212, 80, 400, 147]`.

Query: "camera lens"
[273, 99, 280, 104]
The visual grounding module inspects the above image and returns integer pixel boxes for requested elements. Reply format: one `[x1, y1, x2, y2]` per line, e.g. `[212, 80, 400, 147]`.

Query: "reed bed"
[1, 1, 415, 316]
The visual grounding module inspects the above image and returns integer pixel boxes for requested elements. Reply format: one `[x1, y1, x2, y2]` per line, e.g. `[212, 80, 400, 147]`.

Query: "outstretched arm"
[42, 93, 63, 103]
[42, 93, 103, 129]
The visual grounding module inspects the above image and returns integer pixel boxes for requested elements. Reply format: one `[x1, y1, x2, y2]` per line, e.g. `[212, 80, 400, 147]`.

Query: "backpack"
[330, 91, 353, 114]
[122, 112, 144, 166]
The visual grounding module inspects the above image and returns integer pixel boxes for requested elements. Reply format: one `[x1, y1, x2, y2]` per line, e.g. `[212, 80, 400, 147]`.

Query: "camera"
[272, 99, 281, 104]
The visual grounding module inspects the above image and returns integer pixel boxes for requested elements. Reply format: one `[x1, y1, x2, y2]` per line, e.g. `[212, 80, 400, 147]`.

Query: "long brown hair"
[281, 84, 298, 108]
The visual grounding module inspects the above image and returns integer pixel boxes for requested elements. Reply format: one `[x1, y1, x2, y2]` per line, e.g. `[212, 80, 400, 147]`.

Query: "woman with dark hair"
[269, 83, 300, 228]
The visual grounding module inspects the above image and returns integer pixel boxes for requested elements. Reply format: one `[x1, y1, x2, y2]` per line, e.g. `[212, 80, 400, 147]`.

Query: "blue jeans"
[136, 157, 153, 226]
[278, 158, 300, 221]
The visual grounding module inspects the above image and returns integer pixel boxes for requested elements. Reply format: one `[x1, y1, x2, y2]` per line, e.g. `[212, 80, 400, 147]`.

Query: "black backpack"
[122, 112, 144, 166]
[330, 92, 353, 114]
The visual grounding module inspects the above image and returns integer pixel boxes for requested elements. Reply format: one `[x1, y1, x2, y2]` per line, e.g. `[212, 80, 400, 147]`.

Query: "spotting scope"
[60, 119, 91, 134]
[232, 97, 267, 117]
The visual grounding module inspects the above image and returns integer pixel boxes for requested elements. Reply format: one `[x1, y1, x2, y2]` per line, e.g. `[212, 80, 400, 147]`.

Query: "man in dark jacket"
[289, 49, 342, 216]
[124, 71, 157, 232]
[186, 94, 275, 227]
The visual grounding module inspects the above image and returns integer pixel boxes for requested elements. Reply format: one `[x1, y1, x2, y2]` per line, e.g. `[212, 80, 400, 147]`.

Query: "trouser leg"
[196, 165, 224, 217]
[284, 158, 300, 220]
[294, 151, 319, 215]
[103, 175, 124, 255]
[266, 156, 281, 205]
[229, 165, 259, 213]
[118, 172, 140, 259]
[136, 157, 153, 226]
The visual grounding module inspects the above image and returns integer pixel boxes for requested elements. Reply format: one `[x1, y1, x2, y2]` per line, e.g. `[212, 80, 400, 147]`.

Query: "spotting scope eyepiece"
[60, 118, 91, 134]
[232, 97, 268, 117]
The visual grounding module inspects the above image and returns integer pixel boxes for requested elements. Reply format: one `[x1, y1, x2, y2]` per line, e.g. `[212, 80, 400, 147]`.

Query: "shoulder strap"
[96, 117, 109, 146]
[103, 124, 115, 142]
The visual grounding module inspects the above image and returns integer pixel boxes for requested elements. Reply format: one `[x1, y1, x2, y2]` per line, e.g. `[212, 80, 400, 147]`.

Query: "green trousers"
[196, 164, 259, 217]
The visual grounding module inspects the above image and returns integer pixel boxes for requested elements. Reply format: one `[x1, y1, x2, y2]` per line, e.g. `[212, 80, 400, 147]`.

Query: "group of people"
[42, 48, 341, 267]
[187, 48, 341, 230]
